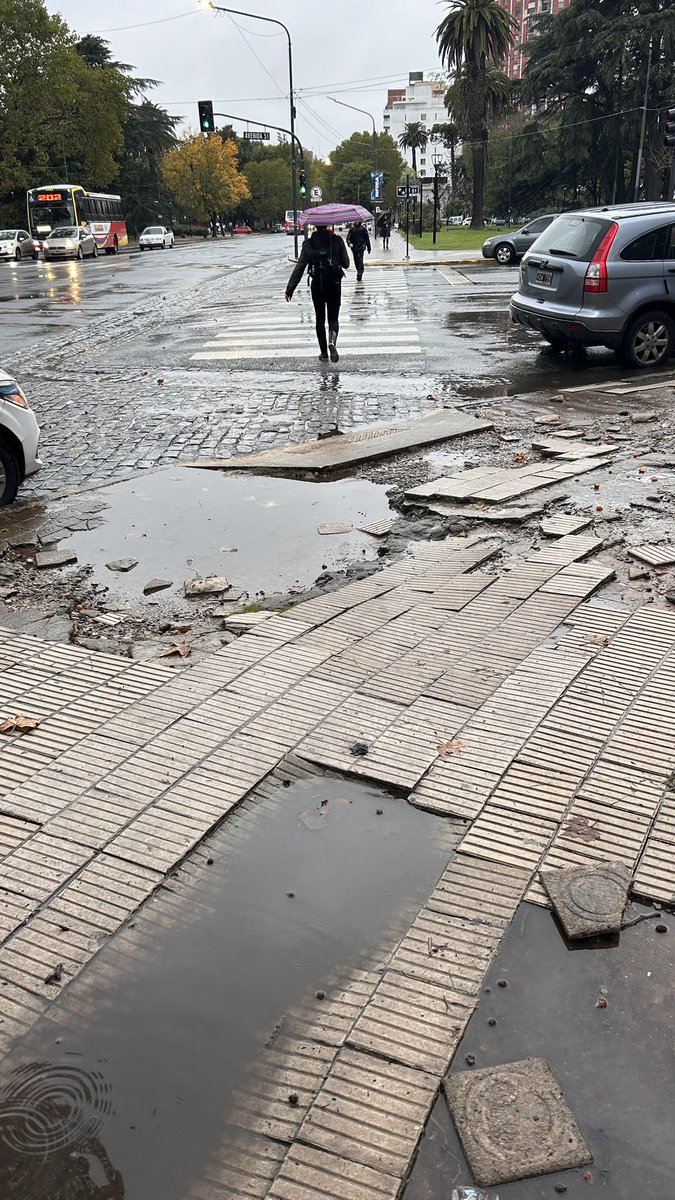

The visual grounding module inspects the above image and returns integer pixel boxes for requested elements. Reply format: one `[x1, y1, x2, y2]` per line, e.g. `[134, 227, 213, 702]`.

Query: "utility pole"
[406, 174, 410, 260]
[432, 152, 444, 246]
[666, 106, 675, 201]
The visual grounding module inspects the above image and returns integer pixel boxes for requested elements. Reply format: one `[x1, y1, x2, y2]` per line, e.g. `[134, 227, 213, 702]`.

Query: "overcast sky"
[53, 0, 449, 159]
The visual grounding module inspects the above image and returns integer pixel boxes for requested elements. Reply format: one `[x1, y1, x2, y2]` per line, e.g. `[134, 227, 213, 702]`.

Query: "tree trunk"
[411, 147, 417, 172]
[450, 137, 456, 194]
[468, 56, 485, 228]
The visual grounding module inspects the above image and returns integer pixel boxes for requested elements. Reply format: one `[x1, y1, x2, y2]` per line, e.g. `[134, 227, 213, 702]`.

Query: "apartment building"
[498, 0, 569, 79]
[383, 72, 448, 175]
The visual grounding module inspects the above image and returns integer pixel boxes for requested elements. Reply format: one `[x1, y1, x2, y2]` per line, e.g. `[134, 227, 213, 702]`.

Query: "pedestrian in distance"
[346, 220, 371, 281]
[285, 225, 350, 362]
[380, 216, 391, 250]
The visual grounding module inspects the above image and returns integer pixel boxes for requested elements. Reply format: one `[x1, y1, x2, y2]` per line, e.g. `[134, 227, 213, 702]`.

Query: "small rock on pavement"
[534, 415, 560, 426]
[184, 575, 230, 597]
[143, 578, 173, 594]
[630, 410, 658, 423]
[106, 558, 138, 573]
[35, 548, 78, 569]
[317, 522, 354, 535]
[628, 564, 650, 581]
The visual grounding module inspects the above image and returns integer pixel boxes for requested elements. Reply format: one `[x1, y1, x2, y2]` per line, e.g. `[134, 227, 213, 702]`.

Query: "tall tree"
[118, 101, 179, 234]
[436, 0, 516, 226]
[398, 122, 428, 172]
[162, 135, 250, 234]
[430, 121, 459, 193]
[325, 131, 406, 205]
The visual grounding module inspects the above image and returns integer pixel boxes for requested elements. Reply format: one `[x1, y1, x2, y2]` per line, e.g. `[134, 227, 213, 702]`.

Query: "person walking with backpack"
[346, 220, 371, 281]
[285, 226, 350, 362]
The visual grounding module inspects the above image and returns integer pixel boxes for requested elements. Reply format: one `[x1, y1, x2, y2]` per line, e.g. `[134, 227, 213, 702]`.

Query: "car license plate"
[535, 269, 553, 285]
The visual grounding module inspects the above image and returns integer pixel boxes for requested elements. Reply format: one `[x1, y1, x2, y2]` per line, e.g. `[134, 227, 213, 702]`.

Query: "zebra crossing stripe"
[192, 344, 422, 361]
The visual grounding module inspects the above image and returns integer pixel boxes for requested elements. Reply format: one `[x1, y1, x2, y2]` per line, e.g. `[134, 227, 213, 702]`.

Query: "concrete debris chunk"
[143, 578, 173, 594]
[317, 522, 353, 535]
[184, 575, 230, 597]
[105, 558, 138, 573]
[443, 1057, 592, 1187]
[35, 549, 78, 569]
[539, 862, 633, 939]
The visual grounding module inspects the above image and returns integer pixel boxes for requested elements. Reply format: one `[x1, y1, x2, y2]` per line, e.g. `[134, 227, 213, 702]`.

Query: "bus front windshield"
[29, 200, 75, 236]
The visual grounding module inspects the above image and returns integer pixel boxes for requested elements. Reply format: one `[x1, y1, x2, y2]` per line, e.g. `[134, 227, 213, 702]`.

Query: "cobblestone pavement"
[0, 525, 674, 1196]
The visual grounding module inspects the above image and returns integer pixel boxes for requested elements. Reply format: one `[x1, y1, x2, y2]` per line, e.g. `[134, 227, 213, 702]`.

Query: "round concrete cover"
[540, 862, 632, 939]
[443, 1057, 592, 1187]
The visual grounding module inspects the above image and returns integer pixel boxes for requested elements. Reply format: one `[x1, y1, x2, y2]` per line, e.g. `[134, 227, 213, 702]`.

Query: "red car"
[234, 224, 252, 234]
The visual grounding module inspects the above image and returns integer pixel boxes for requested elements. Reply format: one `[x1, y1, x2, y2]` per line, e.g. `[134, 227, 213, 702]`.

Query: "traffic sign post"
[310, 186, 322, 203]
[243, 130, 270, 141]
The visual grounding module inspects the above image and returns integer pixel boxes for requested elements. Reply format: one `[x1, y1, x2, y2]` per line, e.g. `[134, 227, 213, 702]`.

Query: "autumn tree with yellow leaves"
[162, 134, 250, 233]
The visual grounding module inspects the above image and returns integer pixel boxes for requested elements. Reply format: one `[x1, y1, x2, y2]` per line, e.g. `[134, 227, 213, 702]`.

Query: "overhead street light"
[204, 3, 300, 257]
[329, 96, 381, 211]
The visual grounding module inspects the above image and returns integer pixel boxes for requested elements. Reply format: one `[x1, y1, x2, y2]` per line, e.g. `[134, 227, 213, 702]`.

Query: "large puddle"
[0, 774, 456, 1200]
[405, 901, 675, 1199]
[43, 468, 392, 604]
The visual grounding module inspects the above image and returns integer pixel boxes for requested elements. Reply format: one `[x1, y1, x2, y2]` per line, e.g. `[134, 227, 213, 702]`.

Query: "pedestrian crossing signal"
[299, 169, 307, 196]
[198, 100, 215, 134]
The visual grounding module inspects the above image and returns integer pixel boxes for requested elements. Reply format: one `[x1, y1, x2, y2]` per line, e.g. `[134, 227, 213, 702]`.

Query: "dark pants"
[311, 277, 341, 354]
[352, 247, 365, 279]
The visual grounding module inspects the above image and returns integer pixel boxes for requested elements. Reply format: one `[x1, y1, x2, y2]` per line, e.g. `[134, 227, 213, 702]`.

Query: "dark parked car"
[482, 214, 559, 265]
[510, 202, 675, 368]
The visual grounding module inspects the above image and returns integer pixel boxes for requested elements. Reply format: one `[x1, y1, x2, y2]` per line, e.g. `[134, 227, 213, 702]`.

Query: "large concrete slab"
[182, 409, 493, 473]
[443, 1057, 592, 1186]
[540, 862, 633, 939]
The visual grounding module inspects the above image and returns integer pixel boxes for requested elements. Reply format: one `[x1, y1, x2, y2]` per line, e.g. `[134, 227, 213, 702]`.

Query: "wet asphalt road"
[0, 234, 672, 497]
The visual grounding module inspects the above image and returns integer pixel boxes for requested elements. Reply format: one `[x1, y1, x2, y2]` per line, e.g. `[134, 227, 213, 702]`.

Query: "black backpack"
[308, 235, 343, 284]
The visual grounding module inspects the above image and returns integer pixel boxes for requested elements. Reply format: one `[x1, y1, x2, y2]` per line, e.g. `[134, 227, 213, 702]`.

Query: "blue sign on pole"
[370, 171, 384, 202]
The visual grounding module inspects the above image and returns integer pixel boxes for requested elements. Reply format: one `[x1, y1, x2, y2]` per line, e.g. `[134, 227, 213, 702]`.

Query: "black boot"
[328, 327, 339, 363]
[317, 327, 328, 360]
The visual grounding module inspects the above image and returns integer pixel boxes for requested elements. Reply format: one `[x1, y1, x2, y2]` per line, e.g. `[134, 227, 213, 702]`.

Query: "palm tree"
[398, 122, 428, 173]
[436, 0, 516, 226]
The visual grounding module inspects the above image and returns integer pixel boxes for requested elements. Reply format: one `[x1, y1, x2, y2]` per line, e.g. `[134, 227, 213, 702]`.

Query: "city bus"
[27, 185, 128, 254]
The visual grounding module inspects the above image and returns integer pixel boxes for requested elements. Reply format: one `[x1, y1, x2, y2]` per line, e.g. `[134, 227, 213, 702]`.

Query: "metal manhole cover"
[443, 1057, 592, 1186]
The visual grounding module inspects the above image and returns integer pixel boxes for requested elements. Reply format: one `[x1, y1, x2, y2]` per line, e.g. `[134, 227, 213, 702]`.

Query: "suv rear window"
[532, 215, 610, 262]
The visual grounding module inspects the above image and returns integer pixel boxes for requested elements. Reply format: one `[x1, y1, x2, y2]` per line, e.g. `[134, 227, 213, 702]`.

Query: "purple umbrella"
[298, 202, 373, 227]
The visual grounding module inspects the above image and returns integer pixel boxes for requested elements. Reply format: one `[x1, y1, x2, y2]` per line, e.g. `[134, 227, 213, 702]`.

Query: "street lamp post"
[207, 4, 300, 257]
[432, 151, 444, 246]
[329, 97, 379, 224]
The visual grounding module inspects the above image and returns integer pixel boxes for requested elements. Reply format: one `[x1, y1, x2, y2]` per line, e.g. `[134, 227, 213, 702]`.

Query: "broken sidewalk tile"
[626, 544, 675, 568]
[34, 549, 78, 569]
[317, 522, 354, 535]
[443, 1057, 592, 1187]
[357, 518, 394, 537]
[539, 862, 633, 939]
[184, 575, 230, 597]
[7, 531, 39, 548]
[540, 515, 592, 537]
[143, 578, 173, 595]
[180, 409, 494, 473]
[531, 436, 617, 459]
[533, 415, 561, 426]
[405, 459, 612, 507]
[224, 611, 273, 630]
[105, 558, 139, 573]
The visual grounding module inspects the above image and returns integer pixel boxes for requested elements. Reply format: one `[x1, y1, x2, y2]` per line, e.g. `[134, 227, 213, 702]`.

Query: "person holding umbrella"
[346, 220, 371, 281]
[285, 224, 349, 362]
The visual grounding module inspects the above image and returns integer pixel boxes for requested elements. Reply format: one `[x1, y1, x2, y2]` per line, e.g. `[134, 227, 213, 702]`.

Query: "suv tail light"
[584, 222, 619, 293]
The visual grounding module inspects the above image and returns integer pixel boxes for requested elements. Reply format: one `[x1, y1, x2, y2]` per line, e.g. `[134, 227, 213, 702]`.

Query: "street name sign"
[243, 131, 270, 141]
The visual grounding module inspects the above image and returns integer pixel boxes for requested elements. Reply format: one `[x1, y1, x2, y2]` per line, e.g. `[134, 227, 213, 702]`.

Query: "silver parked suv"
[510, 202, 675, 368]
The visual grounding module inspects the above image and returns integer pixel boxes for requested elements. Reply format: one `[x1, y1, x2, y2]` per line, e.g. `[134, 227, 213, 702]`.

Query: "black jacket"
[347, 225, 371, 253]
[286, 232, 350, 297]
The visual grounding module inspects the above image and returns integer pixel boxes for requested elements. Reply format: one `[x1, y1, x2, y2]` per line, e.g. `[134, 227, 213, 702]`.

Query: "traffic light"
[299, 168, 307, 197]
[198, 100, 215, 134]
[666, 108, 675, 147]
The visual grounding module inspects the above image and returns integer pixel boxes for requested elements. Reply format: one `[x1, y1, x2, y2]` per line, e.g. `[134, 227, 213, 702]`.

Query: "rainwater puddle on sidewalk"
[0, 774, 457, 1200]
[63, 467, 392, 604]
[405, 900, 675, 1200]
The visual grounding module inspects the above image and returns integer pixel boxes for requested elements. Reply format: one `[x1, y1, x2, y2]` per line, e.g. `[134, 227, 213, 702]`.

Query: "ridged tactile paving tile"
[267, 1142, 399, 1200]
[633, 794, 675, 904]
[297, 1046, 437, 1179]
[627, 543, 675, 567]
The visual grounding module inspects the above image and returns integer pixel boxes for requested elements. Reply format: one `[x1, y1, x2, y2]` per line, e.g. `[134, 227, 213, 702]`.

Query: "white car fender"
[0, 398, 41, 477]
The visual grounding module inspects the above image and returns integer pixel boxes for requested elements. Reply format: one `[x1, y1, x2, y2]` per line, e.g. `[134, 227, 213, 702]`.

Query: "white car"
[139, 226, 174, 250]
[0, 371, 41, 505]
[0, 229, 37, 262]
